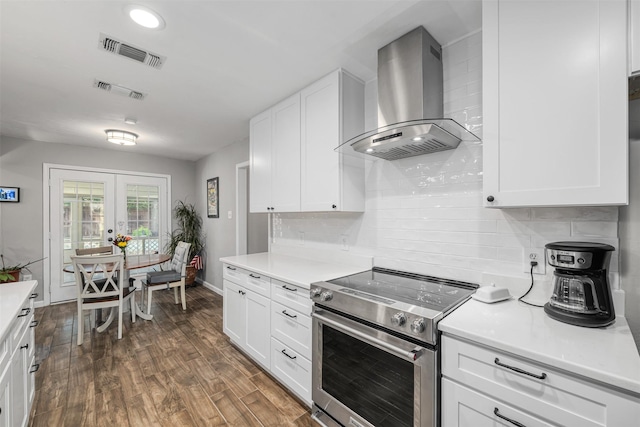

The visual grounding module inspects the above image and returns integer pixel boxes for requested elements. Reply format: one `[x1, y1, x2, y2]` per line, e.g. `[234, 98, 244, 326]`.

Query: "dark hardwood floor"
[28, 285, 318, 426]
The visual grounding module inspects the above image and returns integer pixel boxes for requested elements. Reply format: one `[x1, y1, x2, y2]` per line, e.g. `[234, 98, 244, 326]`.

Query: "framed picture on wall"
[0, 186, 19, 202]
[207, 177, 219, 218]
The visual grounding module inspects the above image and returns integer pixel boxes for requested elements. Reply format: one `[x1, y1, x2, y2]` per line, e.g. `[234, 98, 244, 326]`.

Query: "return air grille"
[93, 79, 147, 101]
[98, 33, 166, 69]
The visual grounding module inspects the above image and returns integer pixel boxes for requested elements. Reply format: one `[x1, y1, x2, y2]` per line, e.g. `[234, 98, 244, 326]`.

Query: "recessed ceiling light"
[366, 148, 374, 153]
[412, 137, 424, 141]
[125, 5, 165, 30]
[124, 118, 137, 125]
[106, 130, 138, 146]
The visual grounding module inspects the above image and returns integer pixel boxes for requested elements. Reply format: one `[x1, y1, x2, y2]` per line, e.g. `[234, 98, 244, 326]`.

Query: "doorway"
[235, 162, 268, 256]
[45, 164, 170, 304]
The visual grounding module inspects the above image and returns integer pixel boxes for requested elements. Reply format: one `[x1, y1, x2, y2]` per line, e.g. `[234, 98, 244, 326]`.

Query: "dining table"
[63, 253, 171, 331]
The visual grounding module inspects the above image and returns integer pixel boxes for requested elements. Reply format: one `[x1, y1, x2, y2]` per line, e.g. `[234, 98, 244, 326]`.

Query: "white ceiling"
[0, 0, 481, 161]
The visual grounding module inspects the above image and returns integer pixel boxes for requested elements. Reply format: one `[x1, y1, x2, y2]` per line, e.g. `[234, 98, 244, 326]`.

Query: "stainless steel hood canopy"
[337, 26, 480, 161]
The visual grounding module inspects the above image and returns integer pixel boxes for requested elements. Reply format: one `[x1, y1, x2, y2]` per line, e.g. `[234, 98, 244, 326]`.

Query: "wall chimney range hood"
[337, 26, 480, 161]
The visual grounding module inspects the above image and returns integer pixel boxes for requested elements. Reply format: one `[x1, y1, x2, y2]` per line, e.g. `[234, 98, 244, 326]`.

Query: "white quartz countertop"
[439, 298, 640, 395]
[219, 252, 370, 289]
[0, 280, 37, 342]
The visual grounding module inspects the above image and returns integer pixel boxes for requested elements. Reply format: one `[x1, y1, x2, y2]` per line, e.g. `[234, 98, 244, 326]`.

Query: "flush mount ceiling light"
[105, 129, 138, 146]
[125, 5, 165, 30]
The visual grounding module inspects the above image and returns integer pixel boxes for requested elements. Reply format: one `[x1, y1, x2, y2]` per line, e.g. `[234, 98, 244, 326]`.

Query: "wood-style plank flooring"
[28, 286, 318, 426]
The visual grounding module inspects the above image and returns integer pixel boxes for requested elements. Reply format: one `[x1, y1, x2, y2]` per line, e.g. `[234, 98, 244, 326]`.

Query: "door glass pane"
[125, 184, 160, 255]
[322, 325, 414, 427]
[62, 181, 106, 283]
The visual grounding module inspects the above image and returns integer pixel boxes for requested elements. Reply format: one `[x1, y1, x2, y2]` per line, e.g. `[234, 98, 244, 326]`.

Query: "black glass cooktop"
[327, 267, 478, 312]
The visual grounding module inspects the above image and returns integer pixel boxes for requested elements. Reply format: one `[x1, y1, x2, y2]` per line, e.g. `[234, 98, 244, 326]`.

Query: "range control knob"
[411, 318, 426, 334]
[391, 312, 407, 327]
[310, 288, 322, 298]
[320, 291, 334, 302]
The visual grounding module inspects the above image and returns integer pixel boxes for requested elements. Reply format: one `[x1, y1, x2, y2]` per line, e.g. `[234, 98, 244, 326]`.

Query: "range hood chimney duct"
[342, 26, 478, 161]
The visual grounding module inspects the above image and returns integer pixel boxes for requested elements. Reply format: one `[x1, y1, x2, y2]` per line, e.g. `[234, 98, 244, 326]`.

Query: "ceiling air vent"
[98, 33, 166, 70]
[93, 79, 147, 101]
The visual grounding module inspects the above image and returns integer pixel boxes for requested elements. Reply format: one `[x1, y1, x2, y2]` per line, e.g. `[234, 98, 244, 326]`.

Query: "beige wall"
[0, 135, 197, 301]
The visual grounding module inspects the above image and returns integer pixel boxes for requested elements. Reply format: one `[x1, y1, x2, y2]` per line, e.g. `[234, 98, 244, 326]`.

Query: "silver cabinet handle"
[29, 293, 38, 299]
[249, 274, 261, 279]
[226, 266, 236, 271]
[281, 349, 296, 360]
[282, 310, 297, 319]
[494, 408, 526, 427]
[20, 343, 29, 350]
[30, 320, 39, 328]
[17, 308, 31, 318]
[282, 284, 297, 292]
[494, 358, 547, 380]
[29, 364, 40, 374]
[313, 310, 424, 362]
[238, 290, 246, 296]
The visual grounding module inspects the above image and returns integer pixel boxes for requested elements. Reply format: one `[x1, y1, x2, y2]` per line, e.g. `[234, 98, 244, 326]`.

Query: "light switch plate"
[227, 211, 232, 219]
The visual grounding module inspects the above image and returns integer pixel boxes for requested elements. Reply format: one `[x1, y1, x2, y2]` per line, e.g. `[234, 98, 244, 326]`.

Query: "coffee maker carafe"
[544, 242, 616, 327]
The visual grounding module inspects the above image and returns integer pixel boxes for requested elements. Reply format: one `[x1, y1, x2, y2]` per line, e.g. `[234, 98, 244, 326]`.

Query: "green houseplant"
[0, 254, 45, 283]
[165, 201, 204, 285]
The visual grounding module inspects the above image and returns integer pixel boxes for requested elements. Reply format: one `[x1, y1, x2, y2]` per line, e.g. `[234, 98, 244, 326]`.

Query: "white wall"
[271, 31, 621, 295]
[0, 135, 197, 301]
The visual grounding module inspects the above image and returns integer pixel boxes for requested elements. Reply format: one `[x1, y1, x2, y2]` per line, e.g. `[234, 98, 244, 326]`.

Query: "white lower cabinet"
[222, 279, 270, 369]
[222, 264, 313, 406]
[0, 282, 38, 427]
[441, 335, 640, 427]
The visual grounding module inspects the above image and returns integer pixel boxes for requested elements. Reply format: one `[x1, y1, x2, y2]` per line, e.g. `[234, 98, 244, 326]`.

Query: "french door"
[49, 168, 169, 303]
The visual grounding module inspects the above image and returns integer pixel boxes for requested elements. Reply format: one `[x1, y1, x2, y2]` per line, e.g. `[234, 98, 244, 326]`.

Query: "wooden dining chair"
[75, 246, 113, 256]
[72, 253, 135, 345]
[142, 241, 191, 315]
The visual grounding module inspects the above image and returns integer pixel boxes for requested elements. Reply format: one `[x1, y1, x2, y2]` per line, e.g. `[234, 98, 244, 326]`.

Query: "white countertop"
[0, 280, 37, 342]
[439, 298, 640, 395]
[219, 252, 370, 289]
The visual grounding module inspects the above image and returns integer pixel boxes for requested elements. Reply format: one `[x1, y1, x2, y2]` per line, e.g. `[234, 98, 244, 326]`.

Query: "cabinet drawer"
[271, 280, 312, 315]
[442, 378, 555, 427]
[245, 271, 270, 298]
[0, 333, 9, 379]
[442, 335, 640, 427]
[270, 338, 312, 406]
[271, 301, 311, 359]
[223, 264, 248, 284]
[10, 300, 32, 351]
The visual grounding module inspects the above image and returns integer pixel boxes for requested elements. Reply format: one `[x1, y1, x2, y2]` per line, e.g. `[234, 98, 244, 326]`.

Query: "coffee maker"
[544, 242, 616, 327]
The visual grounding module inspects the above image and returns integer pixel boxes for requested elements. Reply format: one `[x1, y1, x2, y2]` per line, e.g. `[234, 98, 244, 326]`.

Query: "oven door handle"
[313, 311, 425, 362]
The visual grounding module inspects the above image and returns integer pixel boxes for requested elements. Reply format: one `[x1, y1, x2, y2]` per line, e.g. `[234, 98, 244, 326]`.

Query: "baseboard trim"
[199, 279, 222, 295]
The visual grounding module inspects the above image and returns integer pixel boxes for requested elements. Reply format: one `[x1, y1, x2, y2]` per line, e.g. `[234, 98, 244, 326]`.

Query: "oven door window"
[322, 324, 414, 427]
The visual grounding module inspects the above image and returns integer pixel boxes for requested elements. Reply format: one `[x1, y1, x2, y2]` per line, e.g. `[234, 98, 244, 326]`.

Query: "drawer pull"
[29, 363, 40, 374]
[282, 310, 297, 319]
[281, 349, 297, 360]
[20, 343, 29, 350]
[238, 290, 246, 296]
[29, 293, 38, 299]
[282, 285, 297, 292]
[17, 308, 31, 318]
[494, 358, 547, 380]
[494, 407, 526, 427]
[226, 266, 236, 271]
[249, 274, 261, 279]
[30, 320, 39, 328]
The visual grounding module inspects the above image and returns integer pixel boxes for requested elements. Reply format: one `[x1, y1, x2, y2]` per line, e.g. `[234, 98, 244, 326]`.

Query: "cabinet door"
[10, 333, 28, 427]
[249, 109, 273, 213]
[301, 71, 341, 211]
[223, 280, 246, 345]
[271, 94, 301, 212]
[0, 365, 10, 427]
[483, 0, 628, 207]
[631, 0, 640, 76]
[244, 291, 270, 368]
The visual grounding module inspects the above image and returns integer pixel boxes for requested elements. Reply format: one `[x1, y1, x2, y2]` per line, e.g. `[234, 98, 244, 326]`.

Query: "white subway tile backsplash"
[271, 31, 621, 286]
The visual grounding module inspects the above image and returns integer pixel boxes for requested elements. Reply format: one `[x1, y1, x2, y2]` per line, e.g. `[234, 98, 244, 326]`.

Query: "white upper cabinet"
[300, 70, 365, 212]
[483, 0, 629, 208]
[250, 69, 365, 213]
[249, 94, 301, 213]
[631, 0, 640, 76]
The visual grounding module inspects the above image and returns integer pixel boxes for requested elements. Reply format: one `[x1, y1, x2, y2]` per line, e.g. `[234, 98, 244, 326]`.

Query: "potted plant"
[165, 201, 204, 286]
[0, 254, 45, 283]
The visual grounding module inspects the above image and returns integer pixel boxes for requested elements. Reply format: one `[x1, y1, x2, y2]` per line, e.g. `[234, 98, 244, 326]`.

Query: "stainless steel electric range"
[310, 267, 478, 427]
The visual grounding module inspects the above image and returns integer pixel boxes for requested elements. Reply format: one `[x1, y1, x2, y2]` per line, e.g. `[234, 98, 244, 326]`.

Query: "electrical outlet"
[341, 234, 349, 251]
[227, 210, 232, 219]
[523, 248, 546, 274]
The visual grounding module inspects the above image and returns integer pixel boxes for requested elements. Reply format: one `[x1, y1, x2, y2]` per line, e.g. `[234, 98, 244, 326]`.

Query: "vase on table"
[119, 247, 127, 263]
